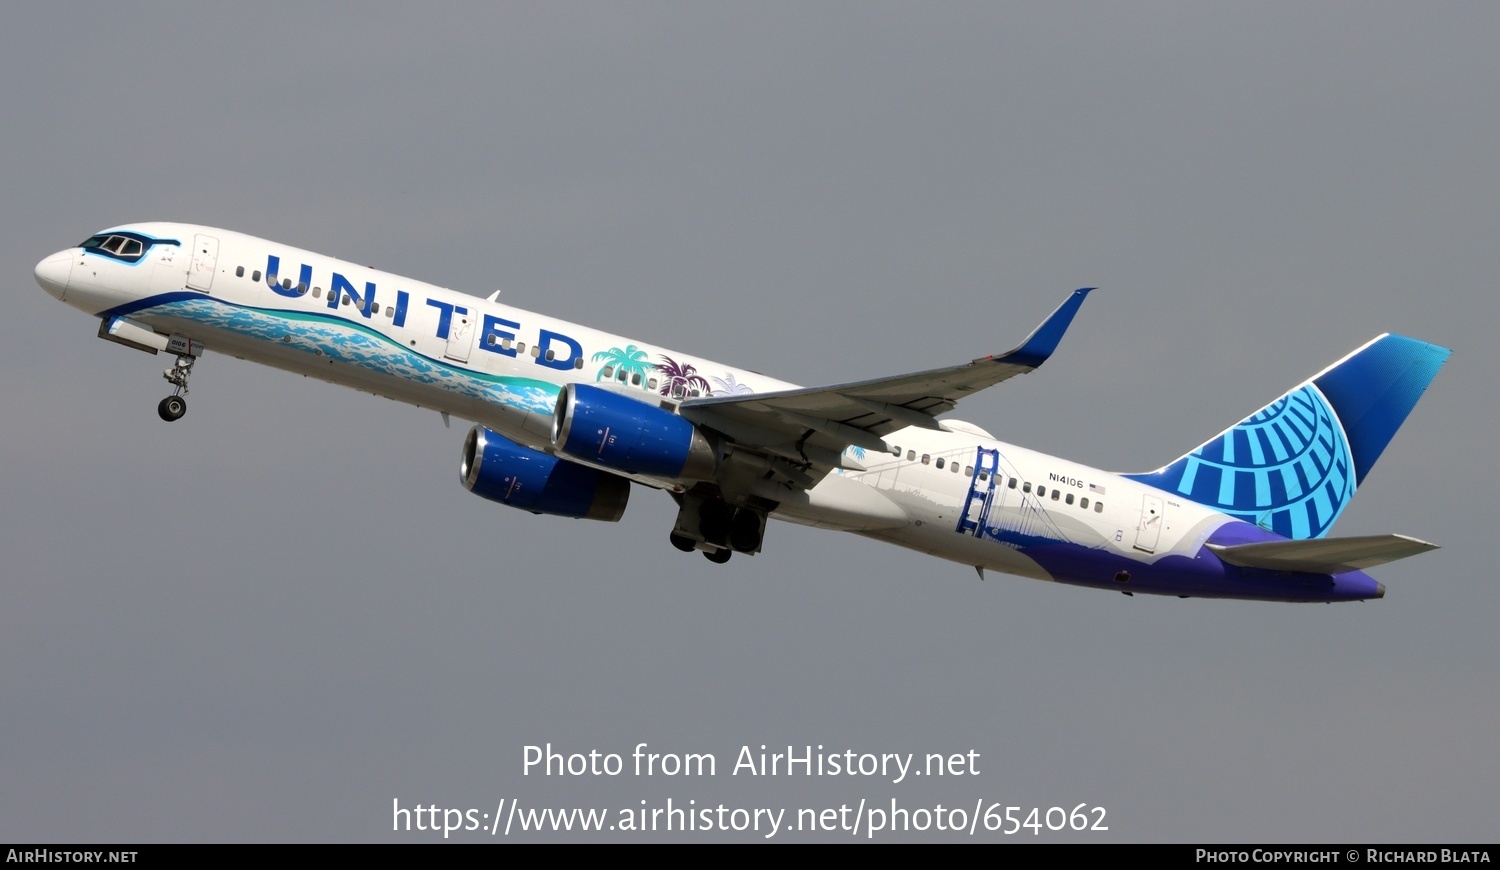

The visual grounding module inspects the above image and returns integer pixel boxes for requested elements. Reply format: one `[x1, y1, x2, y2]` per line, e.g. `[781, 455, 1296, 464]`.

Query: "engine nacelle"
[461, 426, 630, 521]
[551, 384, 718, 480]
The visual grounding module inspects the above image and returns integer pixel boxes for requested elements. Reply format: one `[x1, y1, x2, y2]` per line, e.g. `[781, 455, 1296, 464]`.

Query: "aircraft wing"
[678, 288, 1093, 483]
[1207, 534, 1439, 574]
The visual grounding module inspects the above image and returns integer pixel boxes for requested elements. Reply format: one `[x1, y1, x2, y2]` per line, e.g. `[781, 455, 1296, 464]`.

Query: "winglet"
[999, 287, 1094, 368]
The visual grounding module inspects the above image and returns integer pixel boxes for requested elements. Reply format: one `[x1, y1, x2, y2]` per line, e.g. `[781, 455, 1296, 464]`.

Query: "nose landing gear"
[156, 337, 203, 422]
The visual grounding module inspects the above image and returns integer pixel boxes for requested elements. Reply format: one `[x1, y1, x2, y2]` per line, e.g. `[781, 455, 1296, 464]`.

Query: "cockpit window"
[78, 232, 178, 264]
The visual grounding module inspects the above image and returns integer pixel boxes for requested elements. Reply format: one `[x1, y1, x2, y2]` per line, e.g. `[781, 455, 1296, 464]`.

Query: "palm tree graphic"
[655, 355, 711, 397]
[591, 344, 653, 384]
[709, 372, 755, 396]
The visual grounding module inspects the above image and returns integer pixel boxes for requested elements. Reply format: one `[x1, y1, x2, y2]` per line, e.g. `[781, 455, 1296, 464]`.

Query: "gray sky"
[2, 2, 1495, 842]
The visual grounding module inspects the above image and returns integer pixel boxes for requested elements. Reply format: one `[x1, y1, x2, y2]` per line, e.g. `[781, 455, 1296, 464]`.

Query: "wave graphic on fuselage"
[138, 296, 560, 414]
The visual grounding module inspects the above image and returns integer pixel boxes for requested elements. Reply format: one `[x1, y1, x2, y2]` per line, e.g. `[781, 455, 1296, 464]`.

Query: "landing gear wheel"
[157, 395, 187, 422]
[698, 499, 733, 545]
[704, 548, 732, 564]
[669, 532, 696, 552]
[729, 508, 763, 552]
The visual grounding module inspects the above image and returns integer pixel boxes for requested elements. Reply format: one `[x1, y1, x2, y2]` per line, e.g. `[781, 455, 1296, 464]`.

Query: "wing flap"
[1207, 534, 1439, 574]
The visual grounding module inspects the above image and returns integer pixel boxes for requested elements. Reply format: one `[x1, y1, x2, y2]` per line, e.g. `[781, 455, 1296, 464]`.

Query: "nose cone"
[35, 250, 73, 300]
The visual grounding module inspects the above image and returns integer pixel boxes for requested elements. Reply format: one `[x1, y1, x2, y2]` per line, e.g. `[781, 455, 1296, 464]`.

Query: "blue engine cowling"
[461, 426, 630, 521]
[551, 384, 719, 481]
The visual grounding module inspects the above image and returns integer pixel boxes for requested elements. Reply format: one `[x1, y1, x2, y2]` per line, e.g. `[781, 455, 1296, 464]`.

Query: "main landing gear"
[668, 489, 771, 565]
[156, 338, 203, 422]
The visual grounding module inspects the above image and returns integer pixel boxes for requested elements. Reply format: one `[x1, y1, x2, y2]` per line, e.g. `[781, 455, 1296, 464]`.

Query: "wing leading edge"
[679, 288, 1093, 479]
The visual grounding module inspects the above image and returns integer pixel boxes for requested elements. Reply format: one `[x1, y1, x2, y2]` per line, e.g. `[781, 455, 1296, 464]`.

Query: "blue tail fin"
[1124, 334, 1449, 539]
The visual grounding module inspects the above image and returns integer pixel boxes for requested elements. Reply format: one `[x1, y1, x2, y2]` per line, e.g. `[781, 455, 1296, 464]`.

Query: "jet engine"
[461, 426, 629, 521]
[551, 384, 718, 481]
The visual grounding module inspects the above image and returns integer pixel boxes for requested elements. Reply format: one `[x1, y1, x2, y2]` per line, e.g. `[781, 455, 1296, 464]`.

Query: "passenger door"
[1133, 494, 1164, 553]
[186, 233, 219, 291]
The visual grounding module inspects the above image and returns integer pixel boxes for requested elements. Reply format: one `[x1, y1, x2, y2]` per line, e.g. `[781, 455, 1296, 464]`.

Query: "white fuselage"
[37, 222, 1233, 588]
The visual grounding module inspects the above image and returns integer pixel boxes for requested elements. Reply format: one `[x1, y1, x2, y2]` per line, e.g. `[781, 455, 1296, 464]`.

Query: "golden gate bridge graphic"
[955, 446, 1068, 544]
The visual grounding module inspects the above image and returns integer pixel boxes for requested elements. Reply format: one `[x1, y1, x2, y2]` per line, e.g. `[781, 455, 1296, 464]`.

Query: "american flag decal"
[1089, 483, 1106, 494]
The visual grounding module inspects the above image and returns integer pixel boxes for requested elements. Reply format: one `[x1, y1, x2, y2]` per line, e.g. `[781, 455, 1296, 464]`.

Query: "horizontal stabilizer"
[1207, 534, 1438, 574]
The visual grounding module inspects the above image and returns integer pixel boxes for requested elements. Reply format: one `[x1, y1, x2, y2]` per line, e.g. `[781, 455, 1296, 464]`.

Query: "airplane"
[34, 223, 1450, 602]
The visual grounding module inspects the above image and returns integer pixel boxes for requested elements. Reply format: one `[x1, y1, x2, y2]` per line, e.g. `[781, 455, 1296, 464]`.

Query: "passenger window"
[1023, 482, 1032, 494]
[547, 349, 556, 361]
[283, 278, 293, 290]
[487, 335, 497, 346]
[236, 266, 245, 278]
[517, 343, 526, 354]
[1065, 493, 1074, 505]
[532, 345, 541, 358]
[344, 295, 353, 305]
[907, 450, 916, 461]
[387, 307, 395, 319]
[630, 372, 640, 385]
[312, 287, 322, 298]
[1052, 490, 1061, 501]
[935, 458, 945, 469]
[252, 270, 261, 282]
[951, 462, 960, 473]
[965, 466, 973, 476]
[921, 454, 930, 465]
[575, 358, 585, 369]
[1094, 502, 1104, 513]
[297, 283, 308, 295]
[979, 472, 988, 482]
[602, 365, 614, 378]
[1008, 477, 1017, 489]
[647, 377, 656, 387]
[1080, 497, 1089, 509]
